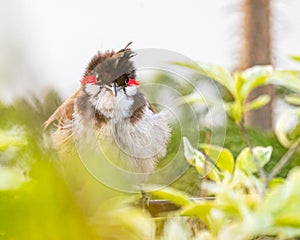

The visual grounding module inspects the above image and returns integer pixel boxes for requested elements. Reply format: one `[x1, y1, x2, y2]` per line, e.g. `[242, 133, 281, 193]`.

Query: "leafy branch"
[268, 135, 300, 181]
[176, 62, 300, 188]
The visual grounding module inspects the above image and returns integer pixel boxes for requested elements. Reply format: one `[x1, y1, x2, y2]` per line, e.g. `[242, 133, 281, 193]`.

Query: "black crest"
[83, 42, 136, 85]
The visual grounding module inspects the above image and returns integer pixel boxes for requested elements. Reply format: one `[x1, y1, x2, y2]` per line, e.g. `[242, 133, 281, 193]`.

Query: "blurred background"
[1, 0, 300, 102]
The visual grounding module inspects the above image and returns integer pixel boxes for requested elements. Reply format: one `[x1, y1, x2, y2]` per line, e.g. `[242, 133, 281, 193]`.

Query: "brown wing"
[44, 88, 81, 128]
[130, 91, 157, 124]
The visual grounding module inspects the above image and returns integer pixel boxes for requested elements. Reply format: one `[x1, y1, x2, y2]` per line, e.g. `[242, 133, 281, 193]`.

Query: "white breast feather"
[71, 86, 170, 174]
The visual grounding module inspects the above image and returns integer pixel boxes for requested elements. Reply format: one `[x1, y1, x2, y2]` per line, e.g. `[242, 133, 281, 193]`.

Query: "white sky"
[1, 0, 300, 100]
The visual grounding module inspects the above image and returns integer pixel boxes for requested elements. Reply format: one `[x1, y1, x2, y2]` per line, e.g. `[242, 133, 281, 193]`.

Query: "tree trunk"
[239, 0, 274, 130]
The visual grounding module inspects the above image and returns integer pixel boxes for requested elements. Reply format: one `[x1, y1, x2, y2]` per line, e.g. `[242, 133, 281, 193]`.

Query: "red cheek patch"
[81, 75, 97, 85]
[128, 78, 140, 86]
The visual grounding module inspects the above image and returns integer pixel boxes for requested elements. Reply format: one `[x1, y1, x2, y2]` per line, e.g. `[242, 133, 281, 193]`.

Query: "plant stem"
[198, 132, 217, 234]
[238, 118, 267, 195]
[200, 132, 211, 198]
[268, 136, 300, 181]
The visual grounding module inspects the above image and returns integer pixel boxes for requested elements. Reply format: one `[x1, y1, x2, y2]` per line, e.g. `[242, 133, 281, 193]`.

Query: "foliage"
[155, 139, 300, 239]
[153, 62, 300, 239]
[175, 62, 273, 124]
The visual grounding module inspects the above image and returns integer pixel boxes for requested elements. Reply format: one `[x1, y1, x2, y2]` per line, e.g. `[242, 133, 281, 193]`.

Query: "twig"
[200, 155, 208, 198]
[239, 120, 267, 180]
[268, 136, 300, 181]
[200, 131, 211, 198]
[238, 118, 267, 195]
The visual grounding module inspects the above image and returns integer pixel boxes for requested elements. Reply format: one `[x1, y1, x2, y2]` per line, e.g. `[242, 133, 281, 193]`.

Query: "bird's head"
[79, 42, 143, 120]
[81, 42, 140, 97]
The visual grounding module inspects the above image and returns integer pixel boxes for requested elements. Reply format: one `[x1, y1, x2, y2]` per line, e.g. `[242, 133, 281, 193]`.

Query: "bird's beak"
[113, 82, 117, 96]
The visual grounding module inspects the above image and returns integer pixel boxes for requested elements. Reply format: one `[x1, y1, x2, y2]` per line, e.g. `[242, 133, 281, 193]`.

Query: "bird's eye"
[125, 78, 129, 85]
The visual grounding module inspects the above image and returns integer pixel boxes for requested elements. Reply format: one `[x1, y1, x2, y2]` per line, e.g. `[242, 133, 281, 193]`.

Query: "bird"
[44, 42, 170, 185]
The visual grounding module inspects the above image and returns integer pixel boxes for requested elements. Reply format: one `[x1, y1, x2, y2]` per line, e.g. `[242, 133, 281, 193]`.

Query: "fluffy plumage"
[45, 43, 170, 177]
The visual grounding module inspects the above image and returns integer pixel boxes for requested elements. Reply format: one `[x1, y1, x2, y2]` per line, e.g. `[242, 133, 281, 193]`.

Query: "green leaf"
[233, 72, 245, 100]
[285, 95, 300, 106]
[236, 146, 273, 173]
[263, 168, 300, 231]
[199, 144, 234, 174]
[290, 55, 300, 62]
[243, 94, 271, 112]
[239, 65, 273, 100]
[150, 187, 192, 207]
[269, 177, 285, 189]
[183, 137, 221, 182]
[275, 109, 300, 147]
[275, 111, 293, 148]
[267, 70, 300, 93]
[181, 201, 215, 226]
[225, 101, 243, 123]
[174, 62, 235, 95]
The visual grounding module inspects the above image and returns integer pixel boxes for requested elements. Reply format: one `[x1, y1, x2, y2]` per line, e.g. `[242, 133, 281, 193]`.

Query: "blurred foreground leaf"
[0, 161, 100, 240]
